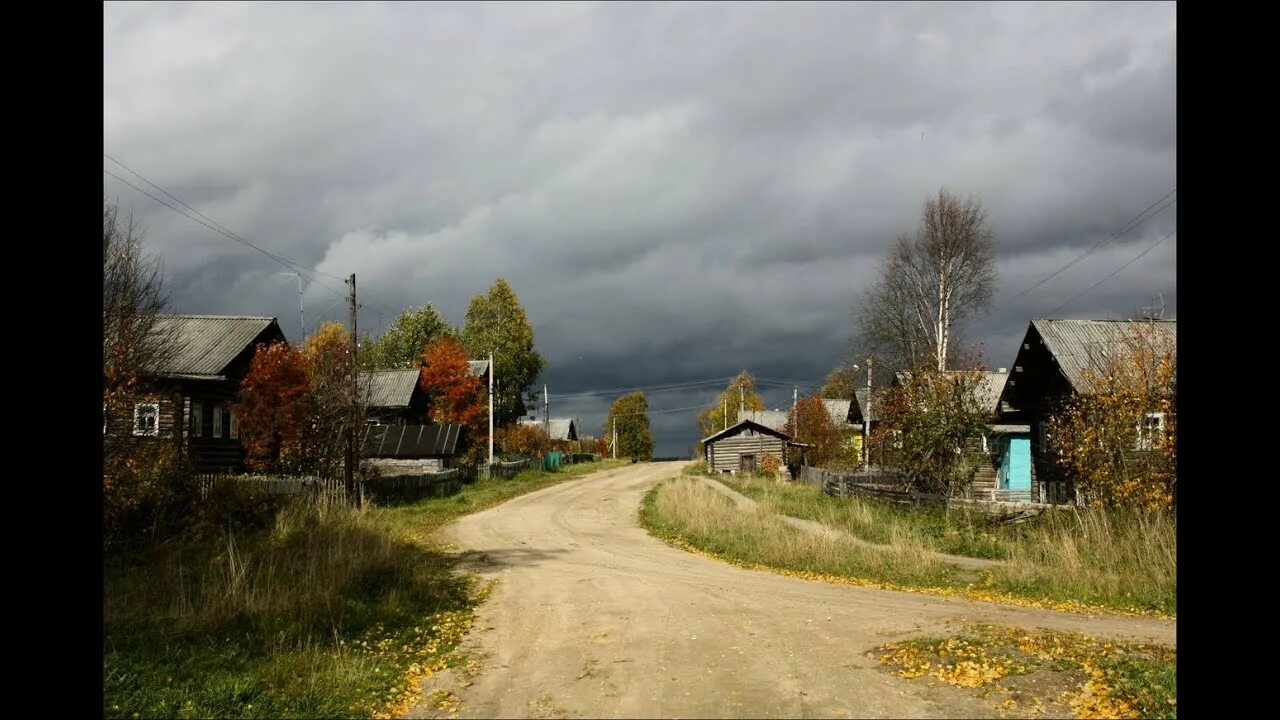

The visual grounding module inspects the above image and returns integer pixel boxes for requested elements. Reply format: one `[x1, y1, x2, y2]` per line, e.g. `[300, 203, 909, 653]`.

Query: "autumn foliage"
[233, 342, 314, 473]
[419, 337, 485, 427]
[759, 452, 782, 475]
[496, 423, 551, 456]
[1045, 323, 1176, 510]
[786, 395, 842, 468]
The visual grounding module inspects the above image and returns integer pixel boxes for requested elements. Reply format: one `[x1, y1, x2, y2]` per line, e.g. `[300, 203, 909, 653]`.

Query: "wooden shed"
[702, 419, 792, 474]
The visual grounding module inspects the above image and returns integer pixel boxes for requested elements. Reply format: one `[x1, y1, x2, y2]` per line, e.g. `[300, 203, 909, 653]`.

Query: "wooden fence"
[197, 470, 463, 505]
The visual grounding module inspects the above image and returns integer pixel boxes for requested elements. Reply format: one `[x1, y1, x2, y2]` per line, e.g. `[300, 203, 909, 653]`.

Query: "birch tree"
[858, 188, 997, 372]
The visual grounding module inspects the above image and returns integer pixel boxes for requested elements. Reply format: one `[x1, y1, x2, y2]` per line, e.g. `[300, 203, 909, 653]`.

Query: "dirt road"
[407, 462, 1175, 719]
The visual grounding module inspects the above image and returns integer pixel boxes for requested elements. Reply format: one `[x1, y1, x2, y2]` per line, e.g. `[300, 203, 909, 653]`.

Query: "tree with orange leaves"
[232, 341, 313, 473]
[419, 337, 485, 427]
[786, 394, 842, 468]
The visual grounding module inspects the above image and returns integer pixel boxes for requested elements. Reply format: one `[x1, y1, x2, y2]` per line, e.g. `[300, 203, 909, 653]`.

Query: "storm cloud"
[104, 1, 1176, 456]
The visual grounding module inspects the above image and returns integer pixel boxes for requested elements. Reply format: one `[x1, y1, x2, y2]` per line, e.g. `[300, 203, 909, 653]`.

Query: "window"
[133, 403, 159, 437]
[229, 410, 239, 440]
[213, 405, 223, 438]
[191, 401, 203, 437]
[1136, 412, 1165, 451]
[103, 402, 107, 435]
[1038, 421, 1048, 453]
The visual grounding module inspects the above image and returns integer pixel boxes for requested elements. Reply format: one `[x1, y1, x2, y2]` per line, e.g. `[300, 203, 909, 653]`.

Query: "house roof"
[361, 369, 422, 408]
[822, 398, 854, 426]
[738, 409, 789, 432]
[701, 418, 792, 445]
[147, 315, 280, 378]
[892, 369, 1009, 416]
[361, 423, 462, 457]
[1032, 318, 1177, 393]
[852, 388, 888, 424]
[518, 417, 578, 441]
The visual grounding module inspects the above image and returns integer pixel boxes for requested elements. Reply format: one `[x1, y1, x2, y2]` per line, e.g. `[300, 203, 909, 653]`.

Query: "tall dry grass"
[679, 472, 1176, 613]
[992, 507, 1176, 613]
[643, 477, 957, 587]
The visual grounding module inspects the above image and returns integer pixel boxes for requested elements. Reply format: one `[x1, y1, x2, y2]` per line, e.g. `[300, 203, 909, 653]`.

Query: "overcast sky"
[104, 1, 1176, 457]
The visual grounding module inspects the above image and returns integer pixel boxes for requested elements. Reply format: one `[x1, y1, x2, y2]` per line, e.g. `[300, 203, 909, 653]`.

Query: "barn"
[702, 419, 792, 474]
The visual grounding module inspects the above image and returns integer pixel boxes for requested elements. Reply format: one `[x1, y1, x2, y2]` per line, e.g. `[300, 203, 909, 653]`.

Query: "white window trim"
[1136, 412, 1165, 450]
[133, 403, 160, 437]
[213, 404, 223, 439]
[192, 401, 203, 437]
[229, 410, 239, 440]
[981, 434, 989, 453]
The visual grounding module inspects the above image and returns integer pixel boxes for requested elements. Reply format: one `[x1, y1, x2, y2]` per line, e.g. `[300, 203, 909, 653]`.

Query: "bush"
[103, 443, 198, 550]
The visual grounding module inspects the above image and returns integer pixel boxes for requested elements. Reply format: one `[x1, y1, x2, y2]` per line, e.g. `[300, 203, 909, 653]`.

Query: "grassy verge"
[646, 475, 1175, 616]
[372, 459, 628, 541]
[105, 459, 623, 719]
[875, 623, 1175, 719]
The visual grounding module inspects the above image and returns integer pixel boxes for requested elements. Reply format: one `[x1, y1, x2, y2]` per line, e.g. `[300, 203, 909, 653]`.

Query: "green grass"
[372, 459, 628, 540]
[105, 459, 624, 719]
[656, 473, 1176, 615]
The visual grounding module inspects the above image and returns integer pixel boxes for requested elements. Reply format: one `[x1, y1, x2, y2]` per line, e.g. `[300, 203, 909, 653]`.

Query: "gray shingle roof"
[892, 370, 1009, 416]
[360, 369, 422, 408]
[148, 315, 280, 378]
[1032, 319, 1177, 393]
[518, 417, 578, 441]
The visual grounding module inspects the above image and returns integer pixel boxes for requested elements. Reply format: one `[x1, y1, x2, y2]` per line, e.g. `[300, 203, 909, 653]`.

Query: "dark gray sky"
[104, 1, 1176, 457]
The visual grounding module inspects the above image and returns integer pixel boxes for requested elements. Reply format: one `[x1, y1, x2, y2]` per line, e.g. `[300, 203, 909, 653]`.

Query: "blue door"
[1000, 436, 1031, 490]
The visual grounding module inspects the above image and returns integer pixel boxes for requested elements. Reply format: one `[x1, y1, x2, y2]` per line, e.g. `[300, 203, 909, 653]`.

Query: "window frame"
[191, 401, 203, 437]
[229, 409, 239, 440]
[133, 402, 160, 437]
[1136, 412, 1166, 451]
[212, 404, 223, 439]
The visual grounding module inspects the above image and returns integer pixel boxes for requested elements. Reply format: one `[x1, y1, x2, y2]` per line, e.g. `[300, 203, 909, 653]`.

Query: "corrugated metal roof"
[892, 370, 1008, 415]
[518, 417, 578, 441]
[360, 369, 422, 408]
[739, 409, 789, 431]
[361, 423, 462, 457]
[148, 315, 279, 378]
[701, 418, 792, 445]
[1032, 319, 1177, 393]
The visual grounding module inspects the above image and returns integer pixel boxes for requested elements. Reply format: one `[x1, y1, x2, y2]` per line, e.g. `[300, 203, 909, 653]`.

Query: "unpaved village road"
[407, 462, 1175, 719]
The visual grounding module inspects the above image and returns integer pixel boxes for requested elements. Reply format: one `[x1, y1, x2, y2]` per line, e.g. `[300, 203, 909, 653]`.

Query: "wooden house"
[107, 315, 286, 474]
[702, 419, 792, 474]
[996, 318, 1177, 504]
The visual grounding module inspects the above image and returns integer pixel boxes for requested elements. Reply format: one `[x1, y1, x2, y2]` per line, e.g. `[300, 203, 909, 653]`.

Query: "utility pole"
[612, 417, 617, 460]
[792, 386, 798, 440]
[346, 273, 360, 507]
[863, 356, 873, 470]
[544, 384, 549, 435]
[739, 383, 745, 417]
[487, 351, 494, 468]
[723, 399, 727, 431]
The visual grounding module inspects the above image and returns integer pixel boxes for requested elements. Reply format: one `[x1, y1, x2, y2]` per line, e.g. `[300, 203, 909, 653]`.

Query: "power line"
[104, 155, 406, 322]
[1046, 229, 1176, 316]
[1009, 187, 1176, 300]
[103, 167, 350, 303]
